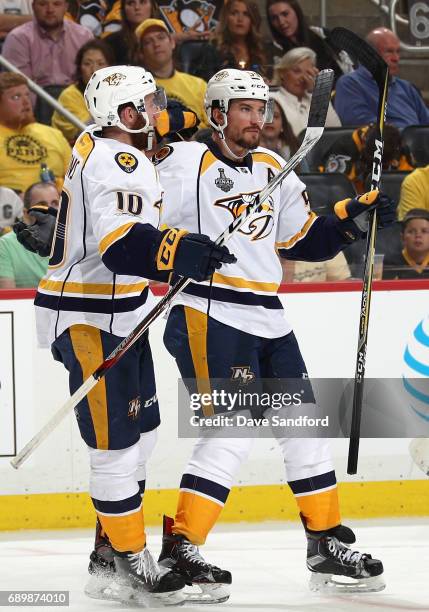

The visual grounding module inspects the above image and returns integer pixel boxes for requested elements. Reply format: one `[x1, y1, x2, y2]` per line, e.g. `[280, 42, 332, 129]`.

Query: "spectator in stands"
[335, 27, 429, 128]
[0, 186, 23, 236]
[0, 180, 59, 288]
[272, 47, 341, 137]
[137, 18, 208, 126]
[282, 252, 351, 283]
[0, 73, 71, 193]
[104, 0, 157, 65]
[210, 0, 267, 75]
[266, 0, 349, 81]
[383, 209, 429, 279]
[2, 0, 93, 123]
[398, 164, 429, 220]
[51, 39, 114, 143]
[260, 91, 299, 161]
[321, 124, 414, 194]
[0, 0, 32, 44]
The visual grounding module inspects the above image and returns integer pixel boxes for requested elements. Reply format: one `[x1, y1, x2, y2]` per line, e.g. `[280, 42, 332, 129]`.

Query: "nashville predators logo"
[115, 152, 138, 173]
[215, 191, 275, 241]
[103, 72, 126, 86]
[231, 366, 255, 385]
[128, 396, 141, 420]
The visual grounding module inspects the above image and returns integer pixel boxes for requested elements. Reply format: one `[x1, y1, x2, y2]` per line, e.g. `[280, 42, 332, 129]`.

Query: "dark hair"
[272, 98, 299, 155]
[214, 0, 266, 72]
[75, 39, 115, 89]
[360, 124, 403, 172]
[119, 0, 159, 63]
[266, 0, 309, 47]
[23, 182, 56, 210]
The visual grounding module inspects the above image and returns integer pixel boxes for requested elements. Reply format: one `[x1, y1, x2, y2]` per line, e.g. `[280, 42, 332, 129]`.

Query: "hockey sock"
[288, 472, 341, 532]
[92, 494, 146, 553]
[173, 474, 229, 545]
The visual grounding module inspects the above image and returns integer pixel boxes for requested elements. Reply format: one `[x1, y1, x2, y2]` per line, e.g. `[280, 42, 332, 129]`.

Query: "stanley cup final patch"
[215, 168, 234, 192]
[115, 152, 138, 173]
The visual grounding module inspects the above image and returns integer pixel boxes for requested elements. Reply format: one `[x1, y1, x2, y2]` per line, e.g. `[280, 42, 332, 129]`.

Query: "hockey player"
[152, 69, 395, 600]
[33, 65, 235, 606]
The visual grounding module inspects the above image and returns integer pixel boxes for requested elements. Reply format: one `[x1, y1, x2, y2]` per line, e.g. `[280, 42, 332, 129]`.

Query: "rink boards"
[0, 281, 428, 530]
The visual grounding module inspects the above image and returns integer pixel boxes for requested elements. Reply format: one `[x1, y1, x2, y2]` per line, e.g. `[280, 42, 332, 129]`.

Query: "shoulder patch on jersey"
[115, 152, 138, 173]
[152, 145, 173, 166]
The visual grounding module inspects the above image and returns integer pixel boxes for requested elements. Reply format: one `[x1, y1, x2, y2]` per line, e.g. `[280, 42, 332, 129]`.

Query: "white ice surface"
[1, 519, 428, 611]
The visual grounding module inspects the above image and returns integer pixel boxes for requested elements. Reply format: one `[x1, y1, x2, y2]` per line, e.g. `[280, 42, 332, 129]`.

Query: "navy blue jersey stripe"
[183, 283, 283, 309]
[92, 491, 141, 515]
[180, 473, 230, 503]
[288, 470, 337, 495]
[35, 287, 149, 314]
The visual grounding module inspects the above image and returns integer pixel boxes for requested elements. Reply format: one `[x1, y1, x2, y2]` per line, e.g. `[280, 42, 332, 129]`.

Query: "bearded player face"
[223, 99, 266, 151]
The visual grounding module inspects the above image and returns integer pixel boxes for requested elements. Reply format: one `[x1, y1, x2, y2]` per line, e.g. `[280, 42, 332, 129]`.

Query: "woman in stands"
[212, 0, 267, 75]
[104, 0, 158, 65]
[266, 0, 350, 80]
[272, 47, 341, 137]
[51, 40, 114, 144]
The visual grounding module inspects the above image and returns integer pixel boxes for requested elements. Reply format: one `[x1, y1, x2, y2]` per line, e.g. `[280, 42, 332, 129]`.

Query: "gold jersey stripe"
[75, 131, 95, 163]
[98, 222, 136, 256]
[39, 279, 148, 295]
[275, 212, 317, 249]
[200, 151, 218, 176]
[252, 152, 282, 170]
[184, 307, 213, 417]
[212, 272, 279, 293]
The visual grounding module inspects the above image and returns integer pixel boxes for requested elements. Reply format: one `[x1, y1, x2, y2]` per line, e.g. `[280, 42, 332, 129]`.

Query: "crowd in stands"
[0, 0, 428, 287]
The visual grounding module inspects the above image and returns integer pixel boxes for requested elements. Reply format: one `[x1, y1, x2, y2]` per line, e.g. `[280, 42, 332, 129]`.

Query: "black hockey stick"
[11, 69, 334, 469]
[328, 28, 389, 475]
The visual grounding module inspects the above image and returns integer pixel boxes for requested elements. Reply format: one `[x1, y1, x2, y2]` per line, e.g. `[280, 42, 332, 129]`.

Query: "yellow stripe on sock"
[174, 491, 223, 545]
[97, 507, 145, 553]
[295, 486, 341, 531]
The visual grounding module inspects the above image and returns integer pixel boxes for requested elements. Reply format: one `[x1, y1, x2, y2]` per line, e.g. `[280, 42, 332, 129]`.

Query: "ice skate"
[304, 520, 385, 593]
[84, 518, 117, 601]
[113, 545, 186, 606]
[158, 515, 232, 604]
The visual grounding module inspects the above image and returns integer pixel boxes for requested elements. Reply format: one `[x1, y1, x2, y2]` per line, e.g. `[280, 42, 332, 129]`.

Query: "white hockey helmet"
[84, 65, 167, 134]
[204, 69, 272, 137]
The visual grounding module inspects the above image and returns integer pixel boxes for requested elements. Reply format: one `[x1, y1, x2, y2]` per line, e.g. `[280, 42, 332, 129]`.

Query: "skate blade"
[87, 578, 186, 607]
[309, 572, 386, 594]
[84, 573, 118, 601]
[184, 582, 231, 604]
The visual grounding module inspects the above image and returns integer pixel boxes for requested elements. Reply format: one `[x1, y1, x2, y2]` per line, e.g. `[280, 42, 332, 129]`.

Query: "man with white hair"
[153, 68, 394, 600]
[33, 64, 234, 605]
[335, 27, 429, 128]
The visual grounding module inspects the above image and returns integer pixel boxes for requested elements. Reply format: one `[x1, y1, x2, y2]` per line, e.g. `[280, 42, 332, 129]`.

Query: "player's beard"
[129, 113, 152, 151]
[234, 130, 261, 151]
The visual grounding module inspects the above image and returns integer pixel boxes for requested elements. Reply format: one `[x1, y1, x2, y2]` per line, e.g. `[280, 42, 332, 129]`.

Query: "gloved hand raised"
[13, 205, 57, 257]
[334, 190, 396, 235]
[157, 229, 236, 282]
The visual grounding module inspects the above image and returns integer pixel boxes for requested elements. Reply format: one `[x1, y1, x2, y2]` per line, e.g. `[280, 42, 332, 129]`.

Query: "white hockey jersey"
[155, 140, 316, 339]
[35, 128, 162, 347]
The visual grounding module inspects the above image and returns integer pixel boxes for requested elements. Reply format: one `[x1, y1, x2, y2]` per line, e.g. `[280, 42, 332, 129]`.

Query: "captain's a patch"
[115, 152, 138, 173]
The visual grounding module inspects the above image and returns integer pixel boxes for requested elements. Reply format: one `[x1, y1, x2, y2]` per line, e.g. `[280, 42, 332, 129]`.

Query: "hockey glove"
[13, 204, 57, 257]
[334, 190, 396, 239]
[155, 101, 198, 141]
[157, 228, 236, 282]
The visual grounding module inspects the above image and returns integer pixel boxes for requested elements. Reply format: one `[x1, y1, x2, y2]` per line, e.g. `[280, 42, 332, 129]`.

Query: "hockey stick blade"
[327, 28, 388, 84]
[10, 70, 334, 470]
